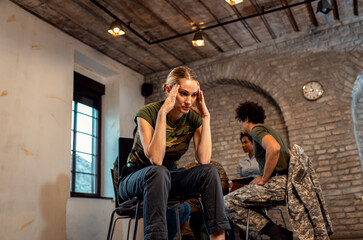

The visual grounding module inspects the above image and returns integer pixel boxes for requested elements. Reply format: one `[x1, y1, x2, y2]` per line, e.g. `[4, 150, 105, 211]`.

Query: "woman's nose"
[185, 95, 192, 104]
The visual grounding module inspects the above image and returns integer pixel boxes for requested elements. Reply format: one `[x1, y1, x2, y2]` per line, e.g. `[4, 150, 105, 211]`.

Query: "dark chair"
[107, 169, 207, 240]
[107, 169, 142, 240]
[107, 137, 207, 240]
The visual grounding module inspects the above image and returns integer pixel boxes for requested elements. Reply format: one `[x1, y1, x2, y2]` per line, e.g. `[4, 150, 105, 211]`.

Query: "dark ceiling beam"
[123, 35, 171, 69]
[353, 0, 359, 16]
[305, 2, 319, 26]
[95, 0, 199, 61]
[163, 0, 224, 53]
[118, 0, 189, 63]
[84, 0, 170, 68]
[92, 0, 319, 45]
[331, 0, 340, 20]
[231, 5, 260, 43]
[250, 0, 277, 39]
[280, 0, 299, 32]
[197, 0, 243, 48]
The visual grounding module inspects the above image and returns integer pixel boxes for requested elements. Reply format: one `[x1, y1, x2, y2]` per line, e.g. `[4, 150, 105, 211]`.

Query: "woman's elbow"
[198, 154, 211, 164]
[146, 152, 163, 165]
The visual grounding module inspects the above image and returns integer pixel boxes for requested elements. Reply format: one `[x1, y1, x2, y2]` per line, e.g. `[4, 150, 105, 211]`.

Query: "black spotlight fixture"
[192, 31, 205, 47]
[108, 20, 125, 36]
[316, 0, 332, 15]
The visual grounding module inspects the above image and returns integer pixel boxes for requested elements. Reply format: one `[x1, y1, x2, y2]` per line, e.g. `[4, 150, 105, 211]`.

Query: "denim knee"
[199, 164, 220, 180]
[145, 165, 171, 189]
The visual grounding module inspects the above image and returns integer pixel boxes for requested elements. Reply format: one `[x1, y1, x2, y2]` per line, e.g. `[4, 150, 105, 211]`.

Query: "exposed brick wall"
[144, 16, 363, 238]
[179, 84, 289, 179]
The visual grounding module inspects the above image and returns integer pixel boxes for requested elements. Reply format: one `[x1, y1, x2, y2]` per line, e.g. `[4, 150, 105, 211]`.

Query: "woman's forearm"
[196, 116, 212, 164]
[147, 110, 167, 165]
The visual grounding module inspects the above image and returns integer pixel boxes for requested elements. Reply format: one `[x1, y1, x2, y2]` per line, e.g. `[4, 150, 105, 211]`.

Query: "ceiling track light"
[92, 0, 321, 44]
[316, 0, 332, 15]
[192, 31, 204, 47]
[108, 20, 125, 36]
[225, 0, 244, 5]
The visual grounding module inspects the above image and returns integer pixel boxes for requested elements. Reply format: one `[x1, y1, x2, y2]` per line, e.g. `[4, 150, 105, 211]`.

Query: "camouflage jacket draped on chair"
[287, 144, 334, 240]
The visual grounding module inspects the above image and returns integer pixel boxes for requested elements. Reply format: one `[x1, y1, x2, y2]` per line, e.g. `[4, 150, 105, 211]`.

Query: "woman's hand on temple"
[161, 84, 179, 114]
[191, 90, 210, 118]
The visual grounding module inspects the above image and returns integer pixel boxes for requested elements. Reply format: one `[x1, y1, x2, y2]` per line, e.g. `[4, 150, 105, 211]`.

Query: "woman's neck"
[167, 109, 183, 124]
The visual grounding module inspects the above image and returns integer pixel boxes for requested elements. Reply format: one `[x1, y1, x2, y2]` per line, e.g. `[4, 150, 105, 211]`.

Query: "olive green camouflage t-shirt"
[250, 124, 290, 175]
[127, 101, 202, 169]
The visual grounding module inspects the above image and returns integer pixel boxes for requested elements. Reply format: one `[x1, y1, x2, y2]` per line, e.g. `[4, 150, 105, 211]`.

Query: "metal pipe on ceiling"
[91, 0, 319, 45]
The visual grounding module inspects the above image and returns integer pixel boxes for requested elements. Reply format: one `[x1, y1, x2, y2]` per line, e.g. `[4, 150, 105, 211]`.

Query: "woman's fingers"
[161, 84, 179, 113]
[192, 90, 210, 117]
[169, 84, 179, 97]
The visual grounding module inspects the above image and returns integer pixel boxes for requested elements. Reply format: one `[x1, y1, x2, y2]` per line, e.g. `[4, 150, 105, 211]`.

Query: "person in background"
[118, 66, 230, 240]
[224, 101, 293, 240]
[230, 133, 260, 193]
[230, 133, 260, 239]
[237, 132, 259, 178]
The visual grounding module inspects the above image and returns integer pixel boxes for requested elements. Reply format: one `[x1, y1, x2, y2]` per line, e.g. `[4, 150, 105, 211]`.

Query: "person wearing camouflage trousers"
[224, 101, 293, 240]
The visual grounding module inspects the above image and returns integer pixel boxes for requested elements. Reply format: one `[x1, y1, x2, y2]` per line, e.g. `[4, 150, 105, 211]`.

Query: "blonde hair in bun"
[162, 66, 198, 92]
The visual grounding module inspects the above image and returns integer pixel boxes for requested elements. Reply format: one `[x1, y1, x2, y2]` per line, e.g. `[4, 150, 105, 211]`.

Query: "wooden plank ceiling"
[10, 0, 363, 75]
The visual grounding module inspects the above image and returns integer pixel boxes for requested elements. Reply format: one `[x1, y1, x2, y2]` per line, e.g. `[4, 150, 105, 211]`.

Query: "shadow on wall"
[352, 70, 363, 173]
[40, 174, 69, 240]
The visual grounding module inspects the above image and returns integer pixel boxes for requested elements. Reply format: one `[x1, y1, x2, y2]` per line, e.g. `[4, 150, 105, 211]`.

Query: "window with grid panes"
[71, 72, 104, 197]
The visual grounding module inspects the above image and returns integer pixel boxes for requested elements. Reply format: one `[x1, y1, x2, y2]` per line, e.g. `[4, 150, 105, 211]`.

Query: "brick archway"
[193, 56, 292, 139]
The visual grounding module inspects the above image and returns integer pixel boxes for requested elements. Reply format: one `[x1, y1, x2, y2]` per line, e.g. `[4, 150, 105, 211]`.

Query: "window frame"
[71, 72, 105, 198]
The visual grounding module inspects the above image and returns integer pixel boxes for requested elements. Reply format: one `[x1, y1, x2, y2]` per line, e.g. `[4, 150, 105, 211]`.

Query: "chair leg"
[246, 209, 250, 240]
[264, 208, 268, 216]
[271, 207, 287, 229]
[107, 208, 118, 240]
[109, 217, 125, 240]
[133, 201, 141, 240]
[175, 205, 181, 240]
[127, 218, 132, 240]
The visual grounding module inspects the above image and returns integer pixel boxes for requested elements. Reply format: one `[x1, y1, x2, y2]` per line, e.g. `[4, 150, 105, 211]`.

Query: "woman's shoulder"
[140, 101, 164, 111]
[137, 101, 163, 115]
[136, 101, 164, 127]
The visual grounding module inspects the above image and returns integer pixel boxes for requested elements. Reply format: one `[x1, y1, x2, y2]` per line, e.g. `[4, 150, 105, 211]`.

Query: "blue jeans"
[167, 202, 191, 240]
[119, 164, 230, 240]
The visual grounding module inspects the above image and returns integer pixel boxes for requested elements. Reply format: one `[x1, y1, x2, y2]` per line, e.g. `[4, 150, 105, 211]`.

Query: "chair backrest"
[110, 168, 121, 207]
[118, 137, 134, 176]
[110, 137, 134, 207]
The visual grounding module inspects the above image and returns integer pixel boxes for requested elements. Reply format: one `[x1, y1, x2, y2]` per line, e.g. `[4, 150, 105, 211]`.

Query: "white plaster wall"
[0, 1, 144, 239]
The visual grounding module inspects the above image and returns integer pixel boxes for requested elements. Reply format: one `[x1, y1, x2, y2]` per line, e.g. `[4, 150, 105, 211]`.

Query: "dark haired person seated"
[230, 132, 260, 193]
[224, 101, 293, 240]
[237, 132, 259, 178]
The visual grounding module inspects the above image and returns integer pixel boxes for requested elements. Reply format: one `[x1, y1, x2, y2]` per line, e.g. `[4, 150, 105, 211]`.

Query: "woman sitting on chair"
[118, 66, 230, 240]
